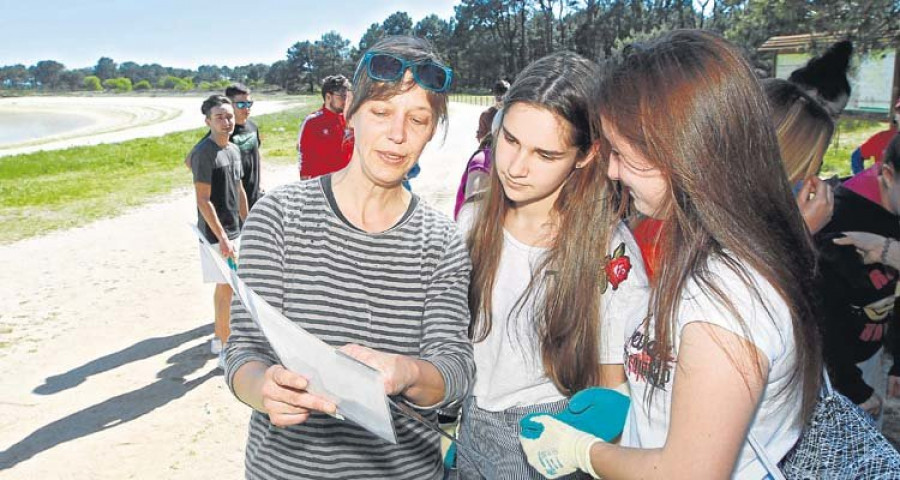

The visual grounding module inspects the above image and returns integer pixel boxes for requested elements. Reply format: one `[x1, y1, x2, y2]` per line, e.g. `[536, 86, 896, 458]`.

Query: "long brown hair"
[467, 51, 614, 395]
[598, 30, 822, 420]
[763, 78, 835, 184]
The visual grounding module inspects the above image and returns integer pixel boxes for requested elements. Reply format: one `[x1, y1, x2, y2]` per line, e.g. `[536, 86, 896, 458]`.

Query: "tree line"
[0, 57, 271, 93]
[3, 0, 897, 94]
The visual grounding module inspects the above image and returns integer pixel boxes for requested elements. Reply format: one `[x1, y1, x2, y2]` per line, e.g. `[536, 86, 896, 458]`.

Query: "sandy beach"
[0, 96, 301, 157]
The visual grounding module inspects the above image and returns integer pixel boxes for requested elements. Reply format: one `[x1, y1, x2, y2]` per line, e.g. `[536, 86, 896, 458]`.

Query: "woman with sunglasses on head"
[519, 30, 822, 479]
[455, 51, 649, 479]
[224, 36, 473, 480]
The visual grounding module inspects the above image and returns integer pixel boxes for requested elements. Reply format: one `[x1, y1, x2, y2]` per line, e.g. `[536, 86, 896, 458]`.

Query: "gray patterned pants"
[451, 396, 590, 480]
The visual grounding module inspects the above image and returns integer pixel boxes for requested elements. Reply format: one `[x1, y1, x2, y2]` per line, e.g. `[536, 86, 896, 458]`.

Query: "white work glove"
[519, 415, 603, 479]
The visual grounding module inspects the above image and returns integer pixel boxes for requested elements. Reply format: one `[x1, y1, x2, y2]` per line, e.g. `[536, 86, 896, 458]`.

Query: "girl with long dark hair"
[457, 51, 648, 478]
[520, 30, 822, 479]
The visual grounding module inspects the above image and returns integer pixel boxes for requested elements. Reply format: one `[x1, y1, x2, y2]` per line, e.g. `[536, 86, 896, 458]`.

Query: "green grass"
[821, 117, 889, 179]
[253, 105, 314, 163]
[0, 103, 315, 243]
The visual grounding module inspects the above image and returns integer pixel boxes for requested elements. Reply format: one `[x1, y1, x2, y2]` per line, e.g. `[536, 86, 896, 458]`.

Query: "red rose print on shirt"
[602, 242, 632, 292]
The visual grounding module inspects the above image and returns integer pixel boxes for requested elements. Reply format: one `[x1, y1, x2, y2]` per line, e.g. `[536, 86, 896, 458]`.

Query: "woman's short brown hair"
[346, 35, 449, 130]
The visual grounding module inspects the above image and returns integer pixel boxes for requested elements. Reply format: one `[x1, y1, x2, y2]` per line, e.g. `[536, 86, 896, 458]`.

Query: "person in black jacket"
[815, 134, 900, 424]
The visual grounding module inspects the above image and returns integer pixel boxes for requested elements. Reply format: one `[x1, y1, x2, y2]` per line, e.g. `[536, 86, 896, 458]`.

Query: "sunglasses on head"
[355, 52, 453, 93]
[234, 101, 253, 109]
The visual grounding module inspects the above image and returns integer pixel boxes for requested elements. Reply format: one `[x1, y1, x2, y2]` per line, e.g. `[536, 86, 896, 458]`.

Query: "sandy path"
[0, 96, 301, 157]
[0, 103, 484, 478]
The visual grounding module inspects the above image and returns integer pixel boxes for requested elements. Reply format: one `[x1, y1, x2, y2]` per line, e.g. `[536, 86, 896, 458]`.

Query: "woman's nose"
[387, 114, 406, 144]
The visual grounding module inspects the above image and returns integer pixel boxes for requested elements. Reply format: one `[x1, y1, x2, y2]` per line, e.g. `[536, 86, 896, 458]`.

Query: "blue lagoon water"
[0, 111, 96, 145]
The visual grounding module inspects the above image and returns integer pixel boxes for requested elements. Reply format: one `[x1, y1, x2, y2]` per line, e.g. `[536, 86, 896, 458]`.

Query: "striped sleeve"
[223, 188, 287, 393]
[415, 223, 474, 409]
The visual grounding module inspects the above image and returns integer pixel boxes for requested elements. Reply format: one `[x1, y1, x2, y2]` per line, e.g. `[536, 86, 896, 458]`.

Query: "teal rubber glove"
[520, 386, 630, 442]
[520, 415, 603, 479]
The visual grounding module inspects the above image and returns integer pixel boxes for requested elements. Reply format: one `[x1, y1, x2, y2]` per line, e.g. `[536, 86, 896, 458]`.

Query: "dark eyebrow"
[500, 125, 517, 141]
[535, 147, 566, 158]
[502, 125, 566, 157]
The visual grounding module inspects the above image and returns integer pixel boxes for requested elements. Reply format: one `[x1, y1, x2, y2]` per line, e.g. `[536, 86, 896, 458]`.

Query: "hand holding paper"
[340, 343, 448, 407]
[339, 344, 418, 396]
[219, 237, 236, 258]
[260, 364, 338, 427]
[192, 224, 398, 444]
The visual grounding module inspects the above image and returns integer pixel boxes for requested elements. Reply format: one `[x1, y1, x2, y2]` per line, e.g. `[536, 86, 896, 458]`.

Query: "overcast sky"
[1, 0, 459, 69]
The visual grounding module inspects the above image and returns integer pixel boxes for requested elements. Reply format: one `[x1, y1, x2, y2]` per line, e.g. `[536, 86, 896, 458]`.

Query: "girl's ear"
[575, 142, 601, 169]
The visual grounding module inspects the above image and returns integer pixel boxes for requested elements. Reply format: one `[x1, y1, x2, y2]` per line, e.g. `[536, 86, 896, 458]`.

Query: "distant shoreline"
[0, 95, 303, 157]
[0, 110, 96, 144]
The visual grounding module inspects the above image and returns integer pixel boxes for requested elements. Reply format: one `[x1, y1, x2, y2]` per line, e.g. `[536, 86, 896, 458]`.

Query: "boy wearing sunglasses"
[226, 83, 264, 209]
[296, 74, 354, 179]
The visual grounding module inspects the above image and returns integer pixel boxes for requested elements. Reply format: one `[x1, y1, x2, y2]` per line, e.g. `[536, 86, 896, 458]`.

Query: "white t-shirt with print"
[620, 256, 802, 479]
[458, 204, 649, 411]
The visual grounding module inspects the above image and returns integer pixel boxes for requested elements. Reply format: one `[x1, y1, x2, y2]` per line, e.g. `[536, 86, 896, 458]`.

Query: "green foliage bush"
[198, 79, 233, 92]
[133, 80, 152, 90]
[158, 76, 175, 89]
[102, 77, 133, 93]
[158, 75, 186, 90]
[83, 75, 102, 91]
[176, 77, 194, 91]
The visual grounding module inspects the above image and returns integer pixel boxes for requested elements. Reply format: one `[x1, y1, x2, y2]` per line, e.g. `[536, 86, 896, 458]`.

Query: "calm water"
[0, 111, 97, 145]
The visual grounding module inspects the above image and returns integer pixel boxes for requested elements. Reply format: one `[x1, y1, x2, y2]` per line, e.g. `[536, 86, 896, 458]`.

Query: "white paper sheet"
[193, 225, 397, 444]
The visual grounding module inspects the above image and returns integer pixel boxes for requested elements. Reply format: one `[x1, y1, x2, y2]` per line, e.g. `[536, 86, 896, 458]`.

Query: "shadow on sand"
[1, 325, 219, 470]
[33, 324, 213, 395]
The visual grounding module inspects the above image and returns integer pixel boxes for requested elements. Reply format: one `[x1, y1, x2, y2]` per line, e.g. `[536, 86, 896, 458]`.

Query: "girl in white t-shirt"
[519, 30, 822, 479]
[455, 52, 648, 479]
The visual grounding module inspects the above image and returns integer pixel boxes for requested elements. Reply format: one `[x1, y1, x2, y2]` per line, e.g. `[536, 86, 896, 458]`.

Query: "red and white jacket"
[296, 105, 353, 177]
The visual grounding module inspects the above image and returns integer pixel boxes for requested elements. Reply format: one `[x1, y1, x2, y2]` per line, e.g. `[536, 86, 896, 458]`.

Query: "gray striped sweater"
[224, 177, 474, 479]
